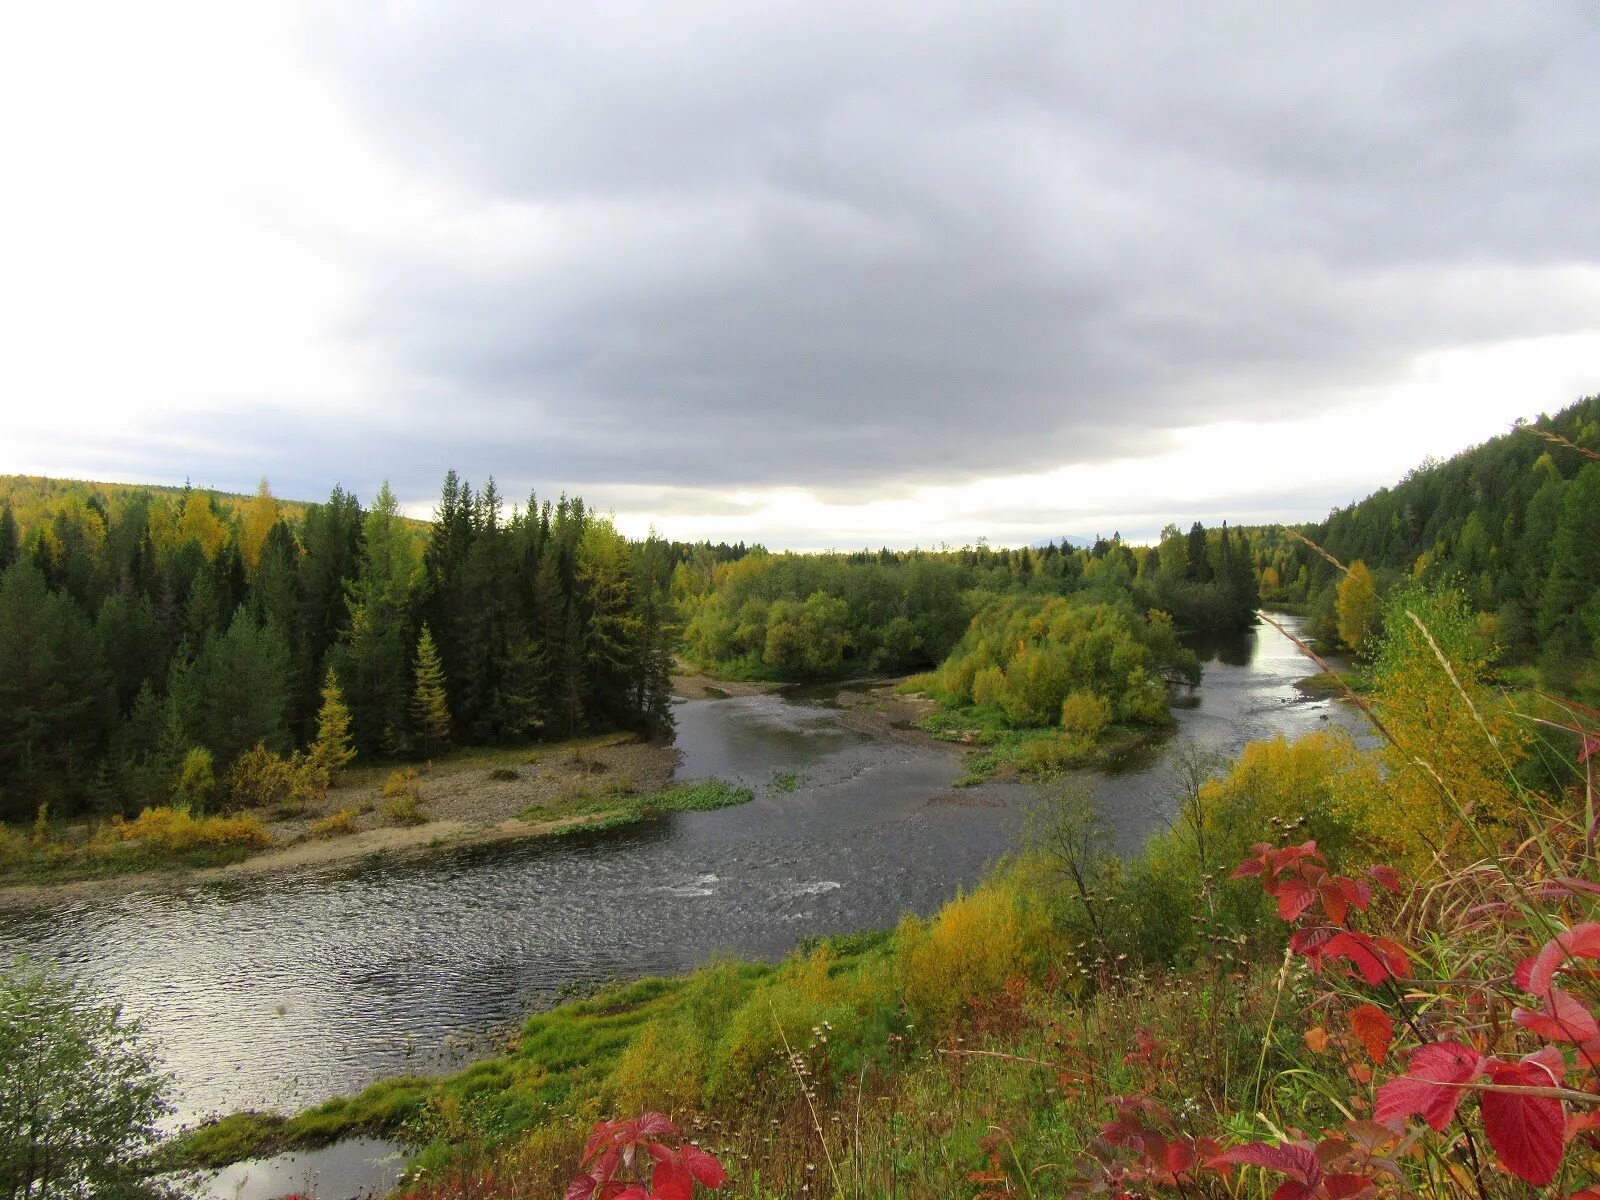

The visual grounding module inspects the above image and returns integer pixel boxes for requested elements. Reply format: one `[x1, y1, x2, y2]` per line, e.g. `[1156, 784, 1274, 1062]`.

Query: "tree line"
[675, 525, 1258, 681]
[1244, 394, 1600, 696]
[0, 474, 677, 824]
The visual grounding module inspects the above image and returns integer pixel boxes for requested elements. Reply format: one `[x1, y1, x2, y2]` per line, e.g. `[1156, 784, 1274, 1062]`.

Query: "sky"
[2, 3, 1597, 549]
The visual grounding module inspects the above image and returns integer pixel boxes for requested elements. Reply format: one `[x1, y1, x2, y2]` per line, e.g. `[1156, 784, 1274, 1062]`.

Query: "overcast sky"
[2, 3, 1597, 548]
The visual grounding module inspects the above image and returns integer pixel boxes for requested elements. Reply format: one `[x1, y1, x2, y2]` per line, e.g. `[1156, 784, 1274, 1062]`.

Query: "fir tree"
[0, 502, 18, 571]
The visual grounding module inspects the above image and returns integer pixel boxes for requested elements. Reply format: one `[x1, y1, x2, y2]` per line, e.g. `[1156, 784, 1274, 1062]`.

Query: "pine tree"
[309, 667, 357, 780]
[410, 625, 452, 751]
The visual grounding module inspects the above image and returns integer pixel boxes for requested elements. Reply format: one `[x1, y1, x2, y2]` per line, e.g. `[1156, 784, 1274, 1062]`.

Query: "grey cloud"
[295, 3, 1599, 496]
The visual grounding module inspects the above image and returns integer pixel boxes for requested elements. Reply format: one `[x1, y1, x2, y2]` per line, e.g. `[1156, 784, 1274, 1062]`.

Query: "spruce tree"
[0, 502, 18, 571]
[410, 624, 452, 751]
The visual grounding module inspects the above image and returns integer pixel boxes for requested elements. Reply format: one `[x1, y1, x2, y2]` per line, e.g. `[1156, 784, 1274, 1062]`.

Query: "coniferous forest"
[0, 472, 678, 824]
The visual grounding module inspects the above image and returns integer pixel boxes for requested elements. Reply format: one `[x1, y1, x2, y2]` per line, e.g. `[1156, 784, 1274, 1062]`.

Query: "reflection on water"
[166, 1138, 408, 1200]
[0, 614, 1363, 1136]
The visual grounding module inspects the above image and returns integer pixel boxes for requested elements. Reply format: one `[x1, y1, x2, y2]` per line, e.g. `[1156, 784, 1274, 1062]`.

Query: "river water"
[0, 615, 1362, 1136]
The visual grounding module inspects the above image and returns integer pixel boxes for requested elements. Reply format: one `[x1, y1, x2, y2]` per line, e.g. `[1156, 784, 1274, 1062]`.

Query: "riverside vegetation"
[3, 399, 1600, 1199]
[132, 567, 1600, 1200]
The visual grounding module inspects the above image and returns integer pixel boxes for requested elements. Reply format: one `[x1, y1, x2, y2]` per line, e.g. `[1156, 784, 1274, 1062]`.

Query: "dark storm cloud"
[301, 2, 1600, 493]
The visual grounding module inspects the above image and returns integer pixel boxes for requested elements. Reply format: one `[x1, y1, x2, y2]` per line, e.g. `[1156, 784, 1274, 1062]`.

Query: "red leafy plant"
[1232, 841, 1600, 1189]
[1074, 838, 1600, 1197]
[565, 1113, 728, 1200]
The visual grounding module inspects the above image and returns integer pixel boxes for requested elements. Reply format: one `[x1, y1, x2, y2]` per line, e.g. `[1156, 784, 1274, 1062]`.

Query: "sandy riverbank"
[0, 734, 678, 910]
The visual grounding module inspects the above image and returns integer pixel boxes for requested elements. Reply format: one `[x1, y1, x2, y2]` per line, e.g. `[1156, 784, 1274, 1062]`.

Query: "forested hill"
[1250, 394, 1600, 692]
[0, 472, 684, 824]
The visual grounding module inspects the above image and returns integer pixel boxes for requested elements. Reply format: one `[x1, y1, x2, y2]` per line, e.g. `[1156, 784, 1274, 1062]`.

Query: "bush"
[309, 809, 360, 839]
[91, 807, 272, 857]
[229, 743, 295, 808]
[897, 877, 1047, 1027]
[1017, 733, 1091, 773]
[0, 960, 170, 1197]
[384, 794, 427, 827]
[172, 747, 217, 812]
[383, 767, 422, 799]
[1059, 689, 1112, 740]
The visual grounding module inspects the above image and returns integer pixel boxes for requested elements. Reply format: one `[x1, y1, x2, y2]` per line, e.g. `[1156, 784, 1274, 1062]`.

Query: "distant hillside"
[1252, 394, 1600, 692]
[0, 474, 429, 538]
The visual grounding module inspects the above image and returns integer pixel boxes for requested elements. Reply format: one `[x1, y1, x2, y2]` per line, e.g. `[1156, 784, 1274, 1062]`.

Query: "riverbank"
[0, 733, 682, 909]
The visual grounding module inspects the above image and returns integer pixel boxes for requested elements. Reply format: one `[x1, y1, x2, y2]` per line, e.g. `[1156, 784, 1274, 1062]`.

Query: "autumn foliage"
[565, 1114, 727, 1200]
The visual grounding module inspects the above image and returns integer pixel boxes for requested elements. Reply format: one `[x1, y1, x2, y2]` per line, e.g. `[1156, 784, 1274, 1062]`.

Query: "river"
[0, 614, 1362, 1143]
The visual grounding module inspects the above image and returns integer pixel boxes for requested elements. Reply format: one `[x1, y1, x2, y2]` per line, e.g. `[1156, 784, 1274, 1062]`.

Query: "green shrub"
[384, 793, 427, 827]
[0, 961, 171, 1197]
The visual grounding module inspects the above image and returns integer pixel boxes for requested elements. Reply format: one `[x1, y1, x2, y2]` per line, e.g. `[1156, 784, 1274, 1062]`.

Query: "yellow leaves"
[239, 478, 280, 570]
[1335, 560, 1378, 650]
[1304, 1026, 1330, 1053]
[1357, 587, 1529, 867]
[177, 488, 230, 559]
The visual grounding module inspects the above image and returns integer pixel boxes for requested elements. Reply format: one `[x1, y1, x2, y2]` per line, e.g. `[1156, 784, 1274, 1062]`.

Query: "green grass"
[919, 708, 1164, 785]
[1293, 669, 1368, 698]
[522, 778, 757, 836]
[163, 941, 881, 1170]
[766, 769, 806, 794]
[0, 833, 261, 886]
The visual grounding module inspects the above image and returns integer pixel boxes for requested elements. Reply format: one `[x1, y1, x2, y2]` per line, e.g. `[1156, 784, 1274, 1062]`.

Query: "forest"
[674, 520, 1258, 679]
[1243, 396, 1600, 697]
[0, 468, 1264, 828]
[0, 473, 678, 825]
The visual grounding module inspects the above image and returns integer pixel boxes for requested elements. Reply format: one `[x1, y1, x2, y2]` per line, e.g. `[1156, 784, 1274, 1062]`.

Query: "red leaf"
[1324, 1174, 1375, 1200]
[1323, 931, 1408, 985]
[1232, 847, 1269, 879]
[652, 1158, 695, 1200]
[1374, 1042, 1483, 1131]
[1516, 954, 1538, 991]
[637, 1112, 678, 1138]
[566, 1176, 600, 1200]
[1289, 925, 1338, 961]
[1319, 877, 1373, 926]
[1213, 1141, 1323, 1186]
[1566, 1110, 1600, 1143]
[1162, 1141, 1196, 1173]
[1480, 1059, 1565, 1187]
[1366, 864, 1402, 893]
[680, 1146, 728, 1189]
[1271, 841, 1323, 874]
[1514, 986, 1600, 1043]
[1349, 1004, 1394, 1063]
[1527, 923, 1600, 994]
[1276, 877, 1317, 922]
